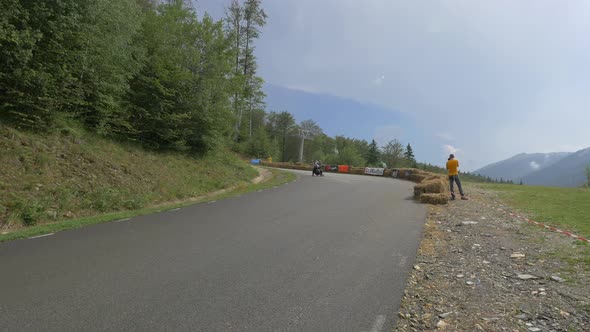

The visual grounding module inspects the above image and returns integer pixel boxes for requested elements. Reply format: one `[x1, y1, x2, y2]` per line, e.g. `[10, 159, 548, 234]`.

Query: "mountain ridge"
[521, 148, 590, 187]
[475, 152, 572, 183]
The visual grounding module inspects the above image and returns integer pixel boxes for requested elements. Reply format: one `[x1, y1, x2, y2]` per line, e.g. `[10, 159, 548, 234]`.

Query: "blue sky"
[194, 0, 590, 171]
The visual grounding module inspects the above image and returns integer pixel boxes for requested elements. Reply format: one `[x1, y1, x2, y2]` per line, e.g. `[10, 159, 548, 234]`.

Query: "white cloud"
[443, 144, 459, 155]
[282, 84, 318, 94]
[530, 161, 541, 170]
[374, 75, 385, 86]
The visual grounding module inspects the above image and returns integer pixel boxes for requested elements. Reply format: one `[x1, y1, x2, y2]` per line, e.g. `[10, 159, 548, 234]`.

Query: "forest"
[0, 0, 495, 180]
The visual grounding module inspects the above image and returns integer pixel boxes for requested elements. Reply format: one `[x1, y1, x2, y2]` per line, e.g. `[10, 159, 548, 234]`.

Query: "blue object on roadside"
[250, 159, 261, 165]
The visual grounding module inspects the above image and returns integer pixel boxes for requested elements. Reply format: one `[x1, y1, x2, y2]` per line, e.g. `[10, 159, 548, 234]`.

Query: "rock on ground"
[394, 185, 590, 332]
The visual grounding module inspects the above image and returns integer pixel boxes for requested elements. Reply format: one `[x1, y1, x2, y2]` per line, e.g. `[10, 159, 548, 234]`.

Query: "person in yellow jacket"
[446, 154, 467, 200]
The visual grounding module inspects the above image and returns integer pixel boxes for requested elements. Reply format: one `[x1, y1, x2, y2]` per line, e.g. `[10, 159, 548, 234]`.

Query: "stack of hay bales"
[393, 168, 449, 205]
[393, 168, 432, 183]
[348, 167, 365, 175]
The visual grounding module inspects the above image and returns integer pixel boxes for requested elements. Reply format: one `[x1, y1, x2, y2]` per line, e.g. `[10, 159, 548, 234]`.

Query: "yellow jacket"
[446, 159, 459, 176]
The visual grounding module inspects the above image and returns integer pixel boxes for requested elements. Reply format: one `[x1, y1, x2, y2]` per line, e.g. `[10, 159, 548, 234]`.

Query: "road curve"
[0, 170, 426, 331]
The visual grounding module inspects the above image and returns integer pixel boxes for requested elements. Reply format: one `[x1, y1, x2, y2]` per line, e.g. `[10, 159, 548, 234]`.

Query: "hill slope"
[475, 152, 570, 182]
[0, 123, 257, 231]
[522, 148, 590, 187]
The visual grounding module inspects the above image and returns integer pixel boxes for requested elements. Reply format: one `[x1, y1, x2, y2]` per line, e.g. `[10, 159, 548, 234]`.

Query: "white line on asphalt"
[399, 256, 408, 267]
[208, 200, 216, 204]
[170, 208, 181, 211]
[114, 218, 130, 223]
[370, 315, 386, 332]
[29, 233, 54, 239]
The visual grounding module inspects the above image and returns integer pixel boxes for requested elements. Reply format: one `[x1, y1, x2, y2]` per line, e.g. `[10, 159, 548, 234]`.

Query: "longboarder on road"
[312, 160, 323, 176]
[446, 154, 467, 200]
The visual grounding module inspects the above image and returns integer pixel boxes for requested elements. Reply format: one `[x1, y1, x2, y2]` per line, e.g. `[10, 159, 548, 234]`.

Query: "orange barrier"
[338, 165, 350, 173]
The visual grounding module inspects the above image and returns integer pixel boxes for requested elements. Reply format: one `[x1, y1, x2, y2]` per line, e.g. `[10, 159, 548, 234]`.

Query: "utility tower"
[296, 129, 313, 163]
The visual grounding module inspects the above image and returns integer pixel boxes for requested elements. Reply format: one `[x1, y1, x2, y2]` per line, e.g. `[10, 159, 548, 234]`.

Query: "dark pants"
[449, 175, 464, 197]
[312, 166, 322, 176]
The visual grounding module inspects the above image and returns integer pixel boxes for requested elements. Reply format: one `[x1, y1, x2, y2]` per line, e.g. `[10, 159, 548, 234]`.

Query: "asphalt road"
[0, 170, 426, 331]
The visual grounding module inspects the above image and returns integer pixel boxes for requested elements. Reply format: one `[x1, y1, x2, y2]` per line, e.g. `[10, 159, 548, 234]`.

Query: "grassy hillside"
[0, 123, 258, 232]
[472, 183, 590, 239]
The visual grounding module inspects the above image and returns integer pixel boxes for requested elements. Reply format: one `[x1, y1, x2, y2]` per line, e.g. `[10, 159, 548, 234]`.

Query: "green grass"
[0, 122, 259, 228]
[0, 121, 298, 241]
[0, 168, 295, 242]
[471, 183, 590, 239]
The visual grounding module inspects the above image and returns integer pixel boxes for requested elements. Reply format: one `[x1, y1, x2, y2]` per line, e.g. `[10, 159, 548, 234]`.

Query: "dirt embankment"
[395, 185, 590, 331]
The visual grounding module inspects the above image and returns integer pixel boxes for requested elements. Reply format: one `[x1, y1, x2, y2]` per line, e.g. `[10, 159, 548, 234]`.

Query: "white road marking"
[115, 218, 130, 223]
[170, 208, 181, 211]
[399, 256, 408, 267]
[370, 315, 387, 332]
[208, 200, 216, 204]
[29, 233, 54, 239]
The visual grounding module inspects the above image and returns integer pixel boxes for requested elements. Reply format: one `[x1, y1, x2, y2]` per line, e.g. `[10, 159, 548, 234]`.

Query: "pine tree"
[366, 139, 380, 166]
[404, 143, 416, 167]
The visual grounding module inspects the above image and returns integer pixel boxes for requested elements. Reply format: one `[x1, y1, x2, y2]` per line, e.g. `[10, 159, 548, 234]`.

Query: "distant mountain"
[521, 148, 590, 187]
[263, 84, 413, 140]
[474, 152, 571, 182]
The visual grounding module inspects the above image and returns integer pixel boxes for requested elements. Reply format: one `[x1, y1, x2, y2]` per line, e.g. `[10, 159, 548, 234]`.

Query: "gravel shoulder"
[394, 184, 590, 331]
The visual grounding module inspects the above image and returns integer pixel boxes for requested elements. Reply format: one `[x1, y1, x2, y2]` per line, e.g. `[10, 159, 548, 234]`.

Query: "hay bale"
[409, 174, 427, 183]
[424, 175, 443, 182]
[392, 168, 434, 183]
[349, 167, 365, 175]
[414, 187, 423, 197]
[420, 193, 449, 205]
[416, 179, 447, 194]
[392, 168, 412, 180]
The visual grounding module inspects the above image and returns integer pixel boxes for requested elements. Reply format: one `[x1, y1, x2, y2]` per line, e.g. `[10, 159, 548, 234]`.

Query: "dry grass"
[419, 193, 449, 205]
[414, 179, 447, 197]
[418, 206, 448, 256]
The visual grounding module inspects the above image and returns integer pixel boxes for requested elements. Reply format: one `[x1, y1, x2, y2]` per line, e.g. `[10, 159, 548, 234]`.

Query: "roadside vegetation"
[1, 0, 280, 236]
[0, 165, 294, 243]
[0, 121, 261, 234]
[471, 183, 590, 239]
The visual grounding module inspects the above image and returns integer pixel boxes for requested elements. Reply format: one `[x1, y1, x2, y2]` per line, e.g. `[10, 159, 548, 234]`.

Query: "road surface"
[0, 170, 426, 331]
